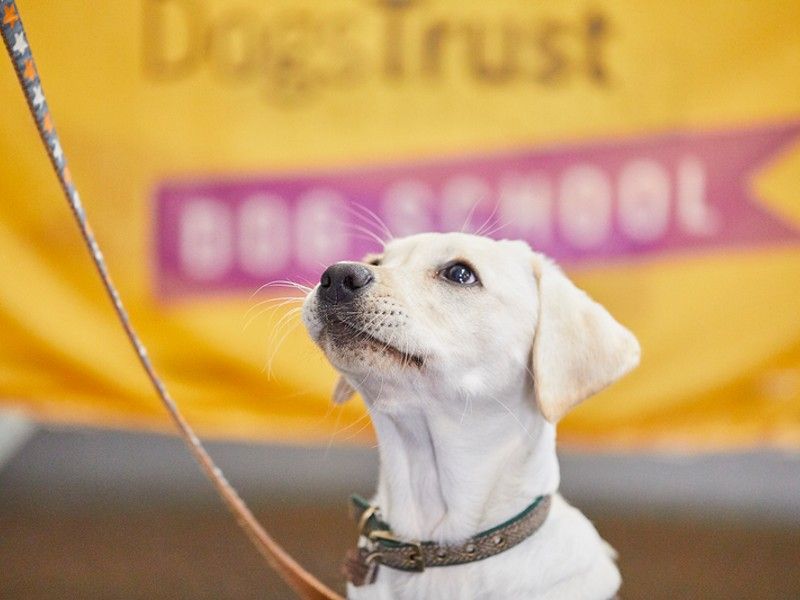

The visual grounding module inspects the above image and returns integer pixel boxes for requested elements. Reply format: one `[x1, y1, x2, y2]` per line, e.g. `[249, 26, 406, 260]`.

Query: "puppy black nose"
[318, 263, 374, 304]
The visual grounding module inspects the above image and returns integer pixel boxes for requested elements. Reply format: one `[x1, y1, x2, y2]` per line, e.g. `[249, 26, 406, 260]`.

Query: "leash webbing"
[0, 3, 342, 599]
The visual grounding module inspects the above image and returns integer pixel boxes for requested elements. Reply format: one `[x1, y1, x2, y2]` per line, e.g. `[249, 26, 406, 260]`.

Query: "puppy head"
[302, 232, 639, 421]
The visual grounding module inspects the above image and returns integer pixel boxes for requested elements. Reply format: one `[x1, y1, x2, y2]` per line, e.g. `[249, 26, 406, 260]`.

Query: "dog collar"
[344, 494, 552, 586]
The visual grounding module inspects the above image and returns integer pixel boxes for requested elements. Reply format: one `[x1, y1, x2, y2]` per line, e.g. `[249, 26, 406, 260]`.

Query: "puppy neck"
[363, 380, 560, 544]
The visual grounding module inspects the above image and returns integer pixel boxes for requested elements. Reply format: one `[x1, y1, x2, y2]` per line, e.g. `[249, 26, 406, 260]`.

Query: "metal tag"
[343, 547, 379, 587]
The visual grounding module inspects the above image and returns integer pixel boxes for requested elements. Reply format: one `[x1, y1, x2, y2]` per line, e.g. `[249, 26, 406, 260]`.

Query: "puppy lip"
[323, 316, 424, 369]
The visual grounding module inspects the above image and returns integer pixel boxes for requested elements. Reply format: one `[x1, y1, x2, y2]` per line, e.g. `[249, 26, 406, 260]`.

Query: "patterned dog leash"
[0, 3, 343, 599]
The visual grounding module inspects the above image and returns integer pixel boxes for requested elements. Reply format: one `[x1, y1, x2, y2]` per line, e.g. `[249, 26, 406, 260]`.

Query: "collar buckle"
[356, 504, 379, 537]
[368, 530, 425, 572]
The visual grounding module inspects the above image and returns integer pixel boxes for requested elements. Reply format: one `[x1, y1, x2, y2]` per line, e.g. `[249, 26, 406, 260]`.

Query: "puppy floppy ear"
[332, 376, 356, 404]
[531, 255, 640, 423]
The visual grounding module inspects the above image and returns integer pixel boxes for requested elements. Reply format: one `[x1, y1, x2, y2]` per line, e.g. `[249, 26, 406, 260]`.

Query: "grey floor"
[1, 425, 799, 598]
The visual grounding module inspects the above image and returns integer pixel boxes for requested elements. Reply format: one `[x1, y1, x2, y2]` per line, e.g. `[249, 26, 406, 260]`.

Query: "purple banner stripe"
[155, 123, 800, 298]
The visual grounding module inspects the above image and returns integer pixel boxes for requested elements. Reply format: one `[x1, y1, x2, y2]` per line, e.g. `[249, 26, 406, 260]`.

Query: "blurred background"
[1, 1, 799, 598]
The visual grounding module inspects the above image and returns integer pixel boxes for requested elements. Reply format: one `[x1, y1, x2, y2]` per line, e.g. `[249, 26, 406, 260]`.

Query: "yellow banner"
[1, 0, 799, 450]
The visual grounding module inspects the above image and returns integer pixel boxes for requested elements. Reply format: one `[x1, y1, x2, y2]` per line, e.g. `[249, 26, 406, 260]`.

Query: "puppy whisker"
[335, 219, 388, 250]
[324, 405, 347, 459]
[264, 307, 303, 377]
[460, 198, 484, 233]
[480, 217, 513, 239]
[243, 296, 303, 324]
[250, 279, 311, 300]
[473, 199, 502, 237]
[244, 302, 302, 333]
[346, 202, 394, 241]
[338, 416, 375, 442]
[265, 306, 303, 348]
[330, 410, 371, 438]
[266, 320, 302, 379]
[459, 391, 472, 425]
[486, 393, 533, 440]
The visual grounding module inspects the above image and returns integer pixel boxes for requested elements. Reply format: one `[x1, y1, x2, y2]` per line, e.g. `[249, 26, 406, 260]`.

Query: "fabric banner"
[1, 0, 799, 450]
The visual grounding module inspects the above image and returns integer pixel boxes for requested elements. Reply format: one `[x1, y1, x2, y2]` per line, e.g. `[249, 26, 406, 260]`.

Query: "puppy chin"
[319, 328, 403, 374]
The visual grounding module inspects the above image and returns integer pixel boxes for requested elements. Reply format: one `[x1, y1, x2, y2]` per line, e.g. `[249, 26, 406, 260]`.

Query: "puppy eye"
[367, 257, 382, 266]
[441, 262, 479, 286]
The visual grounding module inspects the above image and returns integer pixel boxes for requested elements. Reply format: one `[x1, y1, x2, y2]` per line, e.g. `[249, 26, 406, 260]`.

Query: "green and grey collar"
[345, 494, 552, 586]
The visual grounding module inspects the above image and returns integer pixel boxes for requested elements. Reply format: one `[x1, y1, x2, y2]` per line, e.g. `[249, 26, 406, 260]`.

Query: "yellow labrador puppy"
[302, 232, 639, 600]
